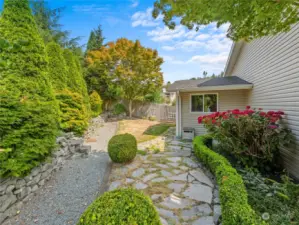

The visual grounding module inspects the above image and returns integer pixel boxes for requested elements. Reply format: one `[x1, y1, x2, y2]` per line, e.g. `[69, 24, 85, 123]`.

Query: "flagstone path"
[108, 128, 221, 225]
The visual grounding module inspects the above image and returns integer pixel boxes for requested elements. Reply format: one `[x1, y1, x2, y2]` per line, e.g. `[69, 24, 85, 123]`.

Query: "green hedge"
[193, 136, 267, 225]
[0, 0, 59, 177]
[108, 134, 137, 163]
[78, 188, 161, 225]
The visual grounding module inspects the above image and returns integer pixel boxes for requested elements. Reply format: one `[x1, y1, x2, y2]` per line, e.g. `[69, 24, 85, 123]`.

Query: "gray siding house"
[168, 24, 299, 179]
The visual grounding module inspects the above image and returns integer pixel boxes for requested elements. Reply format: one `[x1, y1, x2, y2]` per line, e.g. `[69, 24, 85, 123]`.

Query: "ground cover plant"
[78, 188, 161, 225]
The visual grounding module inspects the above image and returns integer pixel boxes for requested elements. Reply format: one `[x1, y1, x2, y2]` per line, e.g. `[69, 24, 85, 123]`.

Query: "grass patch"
[137, 150, 147, 155]
[117, 119, 175, 143]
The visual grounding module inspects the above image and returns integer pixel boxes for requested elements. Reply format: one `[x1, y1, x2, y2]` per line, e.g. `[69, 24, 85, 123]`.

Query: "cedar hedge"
[78, 188, 161, 225]
[193, 135, 267, 225]
[108, 134, 137, 163]
[0, 0, 59, 177]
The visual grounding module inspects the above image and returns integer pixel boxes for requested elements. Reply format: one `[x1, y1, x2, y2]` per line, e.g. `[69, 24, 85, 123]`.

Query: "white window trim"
[190, 93, 219, 114]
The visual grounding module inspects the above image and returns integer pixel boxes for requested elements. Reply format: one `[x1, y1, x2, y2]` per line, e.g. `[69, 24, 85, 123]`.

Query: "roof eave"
[170, 84, 253, 92]
[224, 41, 245, 76]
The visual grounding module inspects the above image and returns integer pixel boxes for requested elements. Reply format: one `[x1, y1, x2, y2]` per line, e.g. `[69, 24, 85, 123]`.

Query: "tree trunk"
[129, 100, 132, 118]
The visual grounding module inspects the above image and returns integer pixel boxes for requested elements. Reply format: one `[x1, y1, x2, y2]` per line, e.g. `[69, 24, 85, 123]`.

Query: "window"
[191, 94, 218, 112]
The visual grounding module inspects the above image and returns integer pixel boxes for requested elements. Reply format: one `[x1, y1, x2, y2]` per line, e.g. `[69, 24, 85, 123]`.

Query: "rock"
[168, 183, 185, 193]
[151, 177, 166, 183]
[143, 173, 157, 183]
[0, 212, 7, 224]
[182, 158, 198, 168]
[0, 194, 17, 212]
[109, 181, 122, 191]
[42, 163, 53, 172]
[170, 173, 189, 182]
[156, 164, 169, 169]
[213, 205, 222, 223]
[134, 182, 148, 190]
[24, 175, 32, 183]
[125, 178, 134, 184]
[160, 217, 169, 225]
[168, 157, 182, 163]
[78, 145, 91, 154]
[38, 179, 45, 186]
[31, 185, 39, 192]
[148, 168, 157, 172]
[164, 151, 190, 157]
[16, 186, 31, 200]
[214, 197, 220, 204]
[27, 173, 41, 186]
[160, 194, 193, 209]
[161, 170, 172, 177]
[6, 185, 15, 194]
[192, 216, 214, 225]
[172, 169, 183, 174]
[41, 170, 51, 180]
[189, 170, 214, 187]
[183, 184, 213, 204]
[181, 204, 212, 220]
[6, 201, 23, 217]
[31, 167, 41, 177]
[131, 168, 145, 178]
[168, 162, 179, 167]
[151, 194, 163, 201]
[22, 193, 34, 203]
[15, 179, 26, 189]
[157, 208, 176, 218]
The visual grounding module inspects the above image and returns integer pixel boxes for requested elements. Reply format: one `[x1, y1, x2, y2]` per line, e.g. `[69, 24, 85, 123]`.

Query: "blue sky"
[0, 0, 232, 83]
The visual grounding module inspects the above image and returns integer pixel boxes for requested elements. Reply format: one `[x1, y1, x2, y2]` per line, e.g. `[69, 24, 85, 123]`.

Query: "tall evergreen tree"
[86, 25, 104, 52]
[0, 0, 59, 177]
[46, 42, 68, 90]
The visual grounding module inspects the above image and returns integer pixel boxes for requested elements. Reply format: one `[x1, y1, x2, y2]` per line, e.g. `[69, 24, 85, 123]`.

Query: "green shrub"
[0, 0, 59, 177]
[108, 134, 137, 163]
[56, 89, 88, 135]
[89, 91, 103, 117]
[78, 188, 161, 225]
[149, 116, 156, 121]
[199, 108, 291, 170]
[193, 136, 267, 225]
[113, 103, 126, 115]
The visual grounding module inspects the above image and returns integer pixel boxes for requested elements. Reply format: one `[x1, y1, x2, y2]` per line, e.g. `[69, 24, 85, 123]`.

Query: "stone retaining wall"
[0, 133, 91, 224]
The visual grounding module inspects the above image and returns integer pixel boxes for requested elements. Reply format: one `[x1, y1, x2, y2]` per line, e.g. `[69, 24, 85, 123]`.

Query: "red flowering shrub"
[198, 106, 291, 170]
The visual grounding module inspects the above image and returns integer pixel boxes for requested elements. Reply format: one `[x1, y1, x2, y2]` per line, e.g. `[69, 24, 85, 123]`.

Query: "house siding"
[229, 24, 299, 179]
[180, 90, 248, 135]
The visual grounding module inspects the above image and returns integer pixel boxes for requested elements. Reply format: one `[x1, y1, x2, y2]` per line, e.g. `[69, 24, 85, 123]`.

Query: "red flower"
[212, 119, 216, 124]
[267, 111, 275, 116]
[268, 125, 278, 129]
[198, 116, 203, 124]
[246, 106, 251, 109]
[259, 112, 266, 117]
[258, 108, 263, 111]
[276, 111, 285, 115]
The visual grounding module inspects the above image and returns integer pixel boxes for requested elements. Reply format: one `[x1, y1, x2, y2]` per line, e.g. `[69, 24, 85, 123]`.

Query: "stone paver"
[108, 128, 220, 225]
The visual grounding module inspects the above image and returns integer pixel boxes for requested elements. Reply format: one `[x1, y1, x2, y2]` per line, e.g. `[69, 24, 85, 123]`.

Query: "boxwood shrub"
[108, 134, 137, 163]
[193, 135, 267, 225]
[78, 188, 161, 225]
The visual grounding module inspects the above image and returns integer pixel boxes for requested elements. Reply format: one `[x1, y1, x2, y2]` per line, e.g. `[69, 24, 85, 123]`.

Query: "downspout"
[176, 91, 180, 137]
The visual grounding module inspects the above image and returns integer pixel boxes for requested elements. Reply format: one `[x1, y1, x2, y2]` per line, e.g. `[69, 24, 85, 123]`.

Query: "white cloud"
[195, 34, 210, 41]
[131, 8, 161, 27]
[131, 0, 139, 8]
[147, 25, 185, 42]
[162, 46, 176, 51]
[161, 55, 186, 65]
[188, 53, 229, 64]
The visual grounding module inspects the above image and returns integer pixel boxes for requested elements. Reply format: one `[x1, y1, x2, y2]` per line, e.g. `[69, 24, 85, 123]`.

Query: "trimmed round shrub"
[78, 188, 161, 225]
[108, 134, 137, 163]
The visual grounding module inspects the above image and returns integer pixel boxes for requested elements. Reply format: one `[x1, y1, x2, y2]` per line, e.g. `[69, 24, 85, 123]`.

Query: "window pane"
[191, 95, 203, 112]
[204, 94, 217, 112]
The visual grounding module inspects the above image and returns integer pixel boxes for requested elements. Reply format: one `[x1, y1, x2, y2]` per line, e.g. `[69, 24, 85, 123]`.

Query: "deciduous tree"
[153, 0, 299, 41]
[86, 38, 164, 117]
